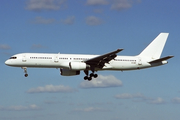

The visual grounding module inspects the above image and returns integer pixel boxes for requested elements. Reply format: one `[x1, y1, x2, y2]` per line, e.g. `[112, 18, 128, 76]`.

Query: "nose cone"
[5, 60, 11, 66]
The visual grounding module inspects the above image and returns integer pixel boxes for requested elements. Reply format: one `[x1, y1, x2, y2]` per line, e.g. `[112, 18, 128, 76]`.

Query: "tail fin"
[138, 33, 169, 59]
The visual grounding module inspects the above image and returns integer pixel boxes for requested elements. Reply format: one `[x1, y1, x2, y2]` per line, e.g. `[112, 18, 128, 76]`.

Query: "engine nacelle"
[60, 69, 80, 76]
[69, 62, 89, 70]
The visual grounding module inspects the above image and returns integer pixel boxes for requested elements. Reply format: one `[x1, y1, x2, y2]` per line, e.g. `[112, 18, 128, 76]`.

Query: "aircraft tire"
[90, 73, 94, 77]
[84, 76, 88, 80]
[88, 77, 92, 81]
[94, 74, 98, 78]
[24, 74, 28, 77]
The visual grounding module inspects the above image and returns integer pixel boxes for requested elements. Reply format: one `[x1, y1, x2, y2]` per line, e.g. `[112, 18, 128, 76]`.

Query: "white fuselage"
[4, 33, 172, 79]
[5, 53, 165, 71]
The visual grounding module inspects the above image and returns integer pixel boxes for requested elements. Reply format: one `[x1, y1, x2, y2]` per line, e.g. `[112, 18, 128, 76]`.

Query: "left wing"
[85, 49, 123, 68]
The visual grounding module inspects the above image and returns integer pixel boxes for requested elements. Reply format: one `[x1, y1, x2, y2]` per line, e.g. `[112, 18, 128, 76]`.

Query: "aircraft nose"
[5, 60, 11, 65]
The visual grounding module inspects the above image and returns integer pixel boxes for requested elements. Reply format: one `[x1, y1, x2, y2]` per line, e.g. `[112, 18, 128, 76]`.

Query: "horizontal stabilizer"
[149, 56, 174, 64]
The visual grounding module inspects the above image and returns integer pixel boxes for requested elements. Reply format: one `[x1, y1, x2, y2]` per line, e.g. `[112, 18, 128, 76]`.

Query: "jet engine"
[60, 69, 80, 76]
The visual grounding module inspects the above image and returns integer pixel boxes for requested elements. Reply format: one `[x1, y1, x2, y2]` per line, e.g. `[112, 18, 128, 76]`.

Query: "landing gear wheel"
[90, 73, 94, 77]
[24, 74, 28, 77]
[84, 76, 88, 80]
[94, 74, 98, 78]
[89, 73, 98, 78]
[88, 77, 92, 81]
[83, 70, 98, 81]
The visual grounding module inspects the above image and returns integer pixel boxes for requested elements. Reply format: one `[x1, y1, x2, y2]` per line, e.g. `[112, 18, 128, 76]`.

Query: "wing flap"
[149, 56, 174, 64]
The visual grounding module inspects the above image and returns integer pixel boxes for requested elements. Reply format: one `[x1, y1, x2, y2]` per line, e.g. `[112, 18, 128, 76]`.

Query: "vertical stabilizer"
[138, 33, 169, 59]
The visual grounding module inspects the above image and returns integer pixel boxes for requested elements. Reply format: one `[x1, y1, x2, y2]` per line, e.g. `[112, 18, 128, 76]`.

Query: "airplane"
[5, 33, 173, 81]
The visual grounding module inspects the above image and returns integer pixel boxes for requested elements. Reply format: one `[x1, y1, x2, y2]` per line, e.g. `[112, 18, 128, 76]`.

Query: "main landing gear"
[84, 70, 98, 81]
[22, 67, 28, 77]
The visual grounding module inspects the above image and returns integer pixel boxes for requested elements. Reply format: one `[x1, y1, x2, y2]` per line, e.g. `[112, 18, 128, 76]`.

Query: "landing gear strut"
[84, 70, 98, 81]
[22, 67, 28, 77]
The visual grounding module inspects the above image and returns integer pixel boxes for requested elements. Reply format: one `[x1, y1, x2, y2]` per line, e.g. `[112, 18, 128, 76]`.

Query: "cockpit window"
[10, 57, 17, 59]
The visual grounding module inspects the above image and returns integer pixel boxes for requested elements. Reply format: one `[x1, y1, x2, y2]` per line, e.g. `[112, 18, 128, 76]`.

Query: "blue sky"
[0, 0, 180, 120]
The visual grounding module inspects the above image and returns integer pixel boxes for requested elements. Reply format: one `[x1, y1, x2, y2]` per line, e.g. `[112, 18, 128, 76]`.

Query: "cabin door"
[54, 55, 59, 63]
[138, 57, 142, 65]
[22, 54, 27, 62]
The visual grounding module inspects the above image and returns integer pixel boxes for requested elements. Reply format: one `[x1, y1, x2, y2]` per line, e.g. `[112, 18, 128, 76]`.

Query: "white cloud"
[73, 107, 108, 112]
[27, 84, 77, 93]
[172, 97, 180, 104]
[61, 16, 75, 25]
[115, 93, 144, 99]
[0, 104, 40, 111]
[111, 0, 132, 11]
[148, 97, 166, 104]
[86, 0, 109, 6]
[0, 44, 11, 50]
[31, 16, 56, 24]
[86, 16, 103, 26]
[79, 75, 122, 88]
[25, 0, 66, 11]
[115, 93, 166, 105]
[31, 16, 75, 25]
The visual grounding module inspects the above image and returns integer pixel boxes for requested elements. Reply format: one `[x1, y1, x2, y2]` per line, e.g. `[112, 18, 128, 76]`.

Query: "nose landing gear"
[22, 67, 28, 77]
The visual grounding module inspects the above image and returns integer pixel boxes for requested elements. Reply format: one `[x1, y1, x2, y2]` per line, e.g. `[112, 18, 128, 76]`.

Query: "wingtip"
[169, 55, 174, 58]
[117, 49, 123, 51]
